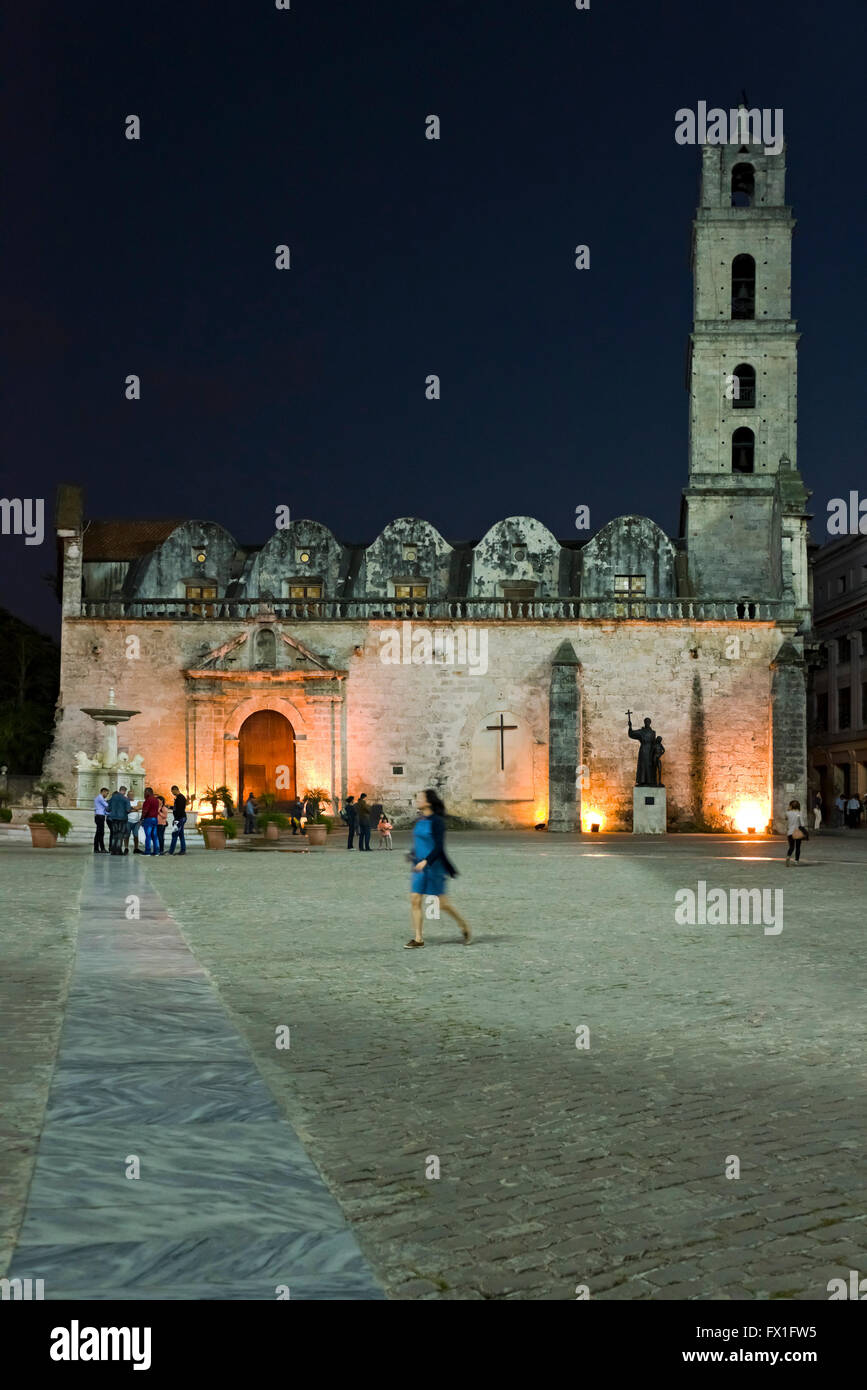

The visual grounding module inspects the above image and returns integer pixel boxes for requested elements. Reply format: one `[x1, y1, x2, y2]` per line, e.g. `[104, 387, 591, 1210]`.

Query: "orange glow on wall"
[730, 800, 770, 833]
[580, 807, 605, 832]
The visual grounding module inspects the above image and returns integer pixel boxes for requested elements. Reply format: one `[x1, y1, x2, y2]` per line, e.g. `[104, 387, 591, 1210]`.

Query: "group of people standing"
[242, 793, 323, 836]
[341, 794, 392, 850]
[93, 786, 189, 856]
[782, 789, 867, 866]
[811, 791, 867, 830]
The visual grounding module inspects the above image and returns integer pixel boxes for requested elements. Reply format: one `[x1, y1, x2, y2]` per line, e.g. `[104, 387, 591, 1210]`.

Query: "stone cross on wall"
[486, 713, 518, 771]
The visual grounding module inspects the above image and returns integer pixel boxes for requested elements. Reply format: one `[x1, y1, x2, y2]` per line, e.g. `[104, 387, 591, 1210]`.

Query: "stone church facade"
[46, 136, 812, 832]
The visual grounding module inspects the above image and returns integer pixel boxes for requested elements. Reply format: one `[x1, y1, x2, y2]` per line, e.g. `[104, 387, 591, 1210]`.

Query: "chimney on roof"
[55, 485, 84, 618]
[55, 484, 84, 536]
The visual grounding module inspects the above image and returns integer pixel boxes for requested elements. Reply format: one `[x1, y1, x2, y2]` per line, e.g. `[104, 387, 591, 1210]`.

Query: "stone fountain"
[75, 688, 145, 807]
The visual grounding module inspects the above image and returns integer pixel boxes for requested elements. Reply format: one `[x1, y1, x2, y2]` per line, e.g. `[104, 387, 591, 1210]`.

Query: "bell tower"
[681, 117, 810, 621]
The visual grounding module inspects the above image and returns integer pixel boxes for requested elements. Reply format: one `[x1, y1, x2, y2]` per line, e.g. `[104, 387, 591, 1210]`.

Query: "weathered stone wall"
[361, 519, 452, 598]
[771, 642, 808, 831]
[246, 520, 344, 601]
[580, 517, 677, 599]
[127, 521, 238, 599]
[684, 478, 781, 600]
[689, 338, 798, 479]
[47, 616, 791, 831]
[471, 517, 561, 598]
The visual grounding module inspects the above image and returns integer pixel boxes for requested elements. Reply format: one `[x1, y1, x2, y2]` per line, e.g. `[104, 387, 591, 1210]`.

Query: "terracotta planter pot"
[265, 823, 280, 841]
[306, 823, 327, 846]
[29, 823, 59, 848]
[203, 826, 227, 850]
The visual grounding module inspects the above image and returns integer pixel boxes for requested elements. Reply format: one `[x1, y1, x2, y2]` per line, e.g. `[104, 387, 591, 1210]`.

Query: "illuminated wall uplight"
[731, 800, 769, 834]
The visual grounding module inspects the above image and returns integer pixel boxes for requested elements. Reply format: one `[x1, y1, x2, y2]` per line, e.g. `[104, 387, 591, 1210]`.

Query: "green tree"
[0, 609, 60, 772]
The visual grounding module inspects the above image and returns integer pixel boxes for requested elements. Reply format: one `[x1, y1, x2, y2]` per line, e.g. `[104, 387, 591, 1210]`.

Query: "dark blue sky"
[3, 0, 866, 634]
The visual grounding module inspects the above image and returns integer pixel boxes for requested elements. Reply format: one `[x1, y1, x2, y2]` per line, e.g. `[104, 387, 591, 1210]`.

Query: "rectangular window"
[837, 575, 847, 595]
[186, 584, 217, 617]
[502, 582, 536, 615]
[838, 687, 851, 731]
[614, 574, 646, 618]
[815, 692, 828, 733]
[838, 636, 851, 664]
[287, 581, 322, 616]
[393, 581, 428, 616]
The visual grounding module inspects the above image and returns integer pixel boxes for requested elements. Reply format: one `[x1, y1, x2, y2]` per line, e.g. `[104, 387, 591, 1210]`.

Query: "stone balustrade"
[79, 596, 792, 622]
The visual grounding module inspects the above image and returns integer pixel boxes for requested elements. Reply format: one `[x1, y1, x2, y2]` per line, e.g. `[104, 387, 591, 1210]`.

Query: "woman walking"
[785, 798, 806, 866]
[404, 789, 471, 948]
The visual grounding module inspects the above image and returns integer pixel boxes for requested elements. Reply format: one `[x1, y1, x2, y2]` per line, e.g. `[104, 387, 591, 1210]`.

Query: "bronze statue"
[626, 711, 661, 786]
[651, 734, 665, 786]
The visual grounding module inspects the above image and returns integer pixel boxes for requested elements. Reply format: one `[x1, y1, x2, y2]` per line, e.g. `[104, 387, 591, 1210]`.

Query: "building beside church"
[808, 533, 867, 807]
[46, 135, 813, 832]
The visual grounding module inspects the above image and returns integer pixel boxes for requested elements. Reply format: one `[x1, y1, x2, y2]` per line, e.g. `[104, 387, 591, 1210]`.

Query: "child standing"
[157, 796, 169, 854]
[378, 813, 393, 849]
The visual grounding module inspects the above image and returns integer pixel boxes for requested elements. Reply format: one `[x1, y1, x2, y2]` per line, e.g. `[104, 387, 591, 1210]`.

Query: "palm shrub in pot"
[34, 780, 67, 812]
[198, 787, 238, 849]
[28, 810, 72, 848]
[196, 816, 236, 850]
[261, 811, 288, 841]
[302, 787, 332, 845]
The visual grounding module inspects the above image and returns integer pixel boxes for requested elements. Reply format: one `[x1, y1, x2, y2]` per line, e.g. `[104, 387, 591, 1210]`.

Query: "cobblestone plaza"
[2, 830, 864, 1300]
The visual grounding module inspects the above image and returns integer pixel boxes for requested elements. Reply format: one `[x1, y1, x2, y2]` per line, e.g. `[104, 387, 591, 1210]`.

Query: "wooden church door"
[238, 710, 295, 807]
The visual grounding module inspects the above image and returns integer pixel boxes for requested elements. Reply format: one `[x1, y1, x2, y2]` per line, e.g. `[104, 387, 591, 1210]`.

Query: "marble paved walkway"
[8, 856, 384, 1300]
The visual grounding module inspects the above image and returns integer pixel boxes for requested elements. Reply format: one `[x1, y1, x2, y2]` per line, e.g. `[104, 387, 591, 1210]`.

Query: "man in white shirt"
[124, 797, 142, 855]
[846, 795, 862, 829]
[834, 794, 846, 828]
[93, 787, 110, 853]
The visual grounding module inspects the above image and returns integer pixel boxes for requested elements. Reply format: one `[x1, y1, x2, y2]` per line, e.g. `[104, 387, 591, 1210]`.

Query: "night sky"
[3, 0, 866, 636]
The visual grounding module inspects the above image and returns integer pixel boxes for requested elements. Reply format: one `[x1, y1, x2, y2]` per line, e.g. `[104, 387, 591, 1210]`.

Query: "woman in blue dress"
[405, 788, 471, 948]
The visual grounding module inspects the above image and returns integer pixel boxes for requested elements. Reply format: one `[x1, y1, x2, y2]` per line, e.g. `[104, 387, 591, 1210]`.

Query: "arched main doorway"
[239, 710, 296, 807]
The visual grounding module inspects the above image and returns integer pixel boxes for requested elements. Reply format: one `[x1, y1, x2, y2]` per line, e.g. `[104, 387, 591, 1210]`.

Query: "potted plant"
[302, 787, 332, 845]
[34, 779, 66, 812]
[202, 785, 227, 817]
[0, 807, 12, 823]
[261, 812, 288, 841]
[197, 815, 237, 850]
[28, 810, 72, 848]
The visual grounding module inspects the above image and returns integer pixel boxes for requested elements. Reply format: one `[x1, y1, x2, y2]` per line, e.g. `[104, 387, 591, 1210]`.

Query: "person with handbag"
[785, 799, 807, 865]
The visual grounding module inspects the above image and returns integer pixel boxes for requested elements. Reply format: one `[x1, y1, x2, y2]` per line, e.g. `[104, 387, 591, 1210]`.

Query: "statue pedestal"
[633, 786, 666, 834]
